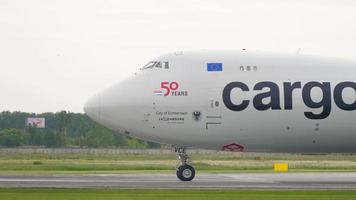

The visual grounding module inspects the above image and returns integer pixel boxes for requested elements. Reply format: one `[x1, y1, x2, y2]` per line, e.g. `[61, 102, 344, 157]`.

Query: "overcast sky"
[1, 0, 356, 113]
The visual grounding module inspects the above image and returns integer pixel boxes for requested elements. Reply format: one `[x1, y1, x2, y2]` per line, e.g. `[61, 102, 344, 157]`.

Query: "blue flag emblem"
[207, 63, 223, 72]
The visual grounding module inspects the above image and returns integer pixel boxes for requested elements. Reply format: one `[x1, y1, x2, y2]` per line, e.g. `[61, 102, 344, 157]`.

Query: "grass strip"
[1, 189, 356, 200]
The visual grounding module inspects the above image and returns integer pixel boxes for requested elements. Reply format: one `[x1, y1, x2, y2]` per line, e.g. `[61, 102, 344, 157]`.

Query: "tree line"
[0, 111, 161, 148]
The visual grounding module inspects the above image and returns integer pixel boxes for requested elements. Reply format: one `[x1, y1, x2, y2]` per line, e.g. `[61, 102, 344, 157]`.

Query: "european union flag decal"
[207, 63, 223, 72]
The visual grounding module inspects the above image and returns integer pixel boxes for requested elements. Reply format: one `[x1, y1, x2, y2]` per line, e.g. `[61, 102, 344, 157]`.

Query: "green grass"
[0, 189, 356, 200]
[1, 152, 356, 175]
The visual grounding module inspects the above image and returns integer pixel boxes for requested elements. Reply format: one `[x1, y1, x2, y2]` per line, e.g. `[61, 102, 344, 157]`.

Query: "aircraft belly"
[215, 110, 356, 153]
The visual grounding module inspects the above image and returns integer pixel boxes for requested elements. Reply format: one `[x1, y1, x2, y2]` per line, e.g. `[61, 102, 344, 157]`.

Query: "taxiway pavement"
[0, 173, 356, 189]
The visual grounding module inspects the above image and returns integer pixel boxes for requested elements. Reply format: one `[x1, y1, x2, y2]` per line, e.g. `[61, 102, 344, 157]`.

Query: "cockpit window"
[141, 61, 157, 70]
[140, 61, 170, 70]
[163, 61, 169, 69]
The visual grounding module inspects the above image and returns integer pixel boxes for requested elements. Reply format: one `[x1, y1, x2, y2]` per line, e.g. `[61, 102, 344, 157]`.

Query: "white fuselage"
[84, 50, 356, 153]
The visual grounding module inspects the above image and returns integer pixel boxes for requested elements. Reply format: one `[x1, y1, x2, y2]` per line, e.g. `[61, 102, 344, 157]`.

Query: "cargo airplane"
[84, 50, 356, 181]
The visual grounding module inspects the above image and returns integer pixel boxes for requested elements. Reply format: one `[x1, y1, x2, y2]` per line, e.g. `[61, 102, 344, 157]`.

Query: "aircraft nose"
[84, 78, 152, 137]
[84, 93, 101, 122]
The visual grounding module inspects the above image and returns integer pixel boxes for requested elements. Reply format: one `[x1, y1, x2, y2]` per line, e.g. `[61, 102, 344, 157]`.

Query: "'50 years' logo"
[154, 82, 188, 97]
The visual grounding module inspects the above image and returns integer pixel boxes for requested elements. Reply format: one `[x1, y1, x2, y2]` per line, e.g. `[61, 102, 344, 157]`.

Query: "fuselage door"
[206, 90, 222, 130]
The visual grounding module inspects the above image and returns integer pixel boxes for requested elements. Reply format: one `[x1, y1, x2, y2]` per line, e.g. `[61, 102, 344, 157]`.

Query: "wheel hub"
[182, 169, 192, 178]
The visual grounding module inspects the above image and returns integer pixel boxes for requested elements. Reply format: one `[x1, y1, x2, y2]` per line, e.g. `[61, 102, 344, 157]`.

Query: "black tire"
[176, 165, 195, 181]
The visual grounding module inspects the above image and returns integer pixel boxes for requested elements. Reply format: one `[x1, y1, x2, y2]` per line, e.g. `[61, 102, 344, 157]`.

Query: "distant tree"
[76, 118, 90, 147]
[125, 137, 149, 149]
[55, 111, 71, 147]
[0, 129, 24, 147]
[85, 123, 115, 148]
[55, 131, 66, 147]
[0, 111, 161, 149]
[44, 129, 59, 148]
[27, 124, 44, 145]
[57, 111, 69, 135]
[113, 132, 126, 147]
[147, 141, 161, 149]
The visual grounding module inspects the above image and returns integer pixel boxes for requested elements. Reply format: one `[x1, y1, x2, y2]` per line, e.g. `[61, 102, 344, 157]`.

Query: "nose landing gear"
[175, 147, 195, 181]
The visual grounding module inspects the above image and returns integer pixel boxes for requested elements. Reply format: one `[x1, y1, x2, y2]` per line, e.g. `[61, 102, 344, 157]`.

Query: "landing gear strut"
[175, 147, 195, 181]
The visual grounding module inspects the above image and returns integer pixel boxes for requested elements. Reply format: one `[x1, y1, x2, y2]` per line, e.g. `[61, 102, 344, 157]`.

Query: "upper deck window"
[141, 61, 157, 70]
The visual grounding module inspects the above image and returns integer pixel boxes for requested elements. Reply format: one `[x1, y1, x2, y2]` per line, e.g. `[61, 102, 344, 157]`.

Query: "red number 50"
[161, 82, 179, 96]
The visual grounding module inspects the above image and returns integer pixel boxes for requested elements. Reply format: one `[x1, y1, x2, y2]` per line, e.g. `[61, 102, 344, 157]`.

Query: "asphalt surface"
[1, 173, 356, 189]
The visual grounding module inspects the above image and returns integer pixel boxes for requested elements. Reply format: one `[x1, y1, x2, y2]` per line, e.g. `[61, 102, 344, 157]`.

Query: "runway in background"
[0, 173, 356, 189]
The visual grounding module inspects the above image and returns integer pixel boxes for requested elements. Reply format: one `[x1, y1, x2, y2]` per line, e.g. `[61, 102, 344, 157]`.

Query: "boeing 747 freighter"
[85, 50, 356, 181]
